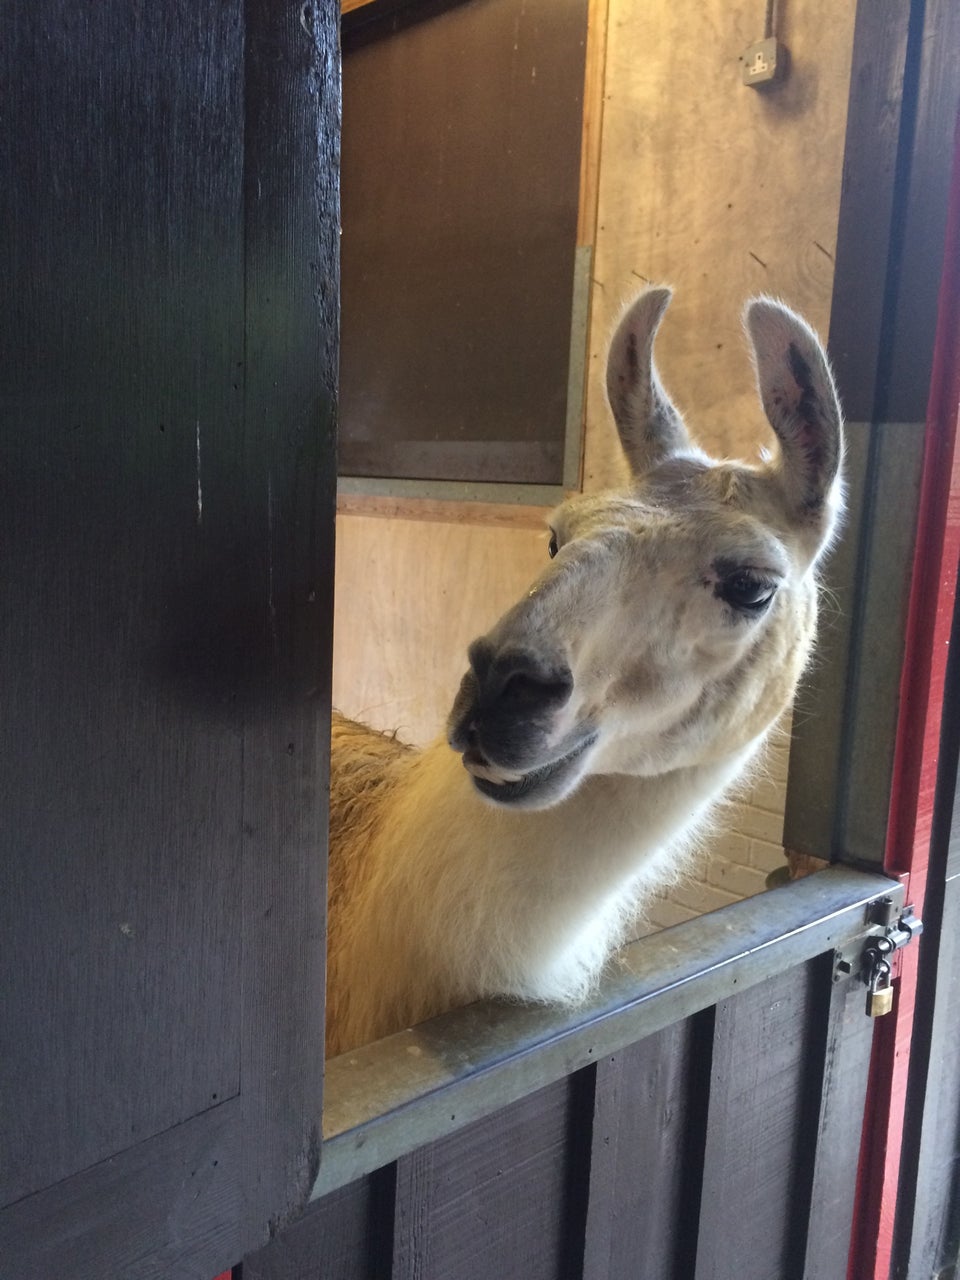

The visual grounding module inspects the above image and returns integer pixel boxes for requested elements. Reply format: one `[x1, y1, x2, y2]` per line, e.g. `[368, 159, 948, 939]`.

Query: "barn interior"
[333, 0, 856, 929]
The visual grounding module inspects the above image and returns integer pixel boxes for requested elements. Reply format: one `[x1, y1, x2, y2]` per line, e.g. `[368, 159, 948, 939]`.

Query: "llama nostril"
[501, 670, 572, 707]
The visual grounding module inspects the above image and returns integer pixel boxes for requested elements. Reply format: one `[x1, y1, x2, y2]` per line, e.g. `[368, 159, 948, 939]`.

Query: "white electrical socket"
[740, 37, 786, 86]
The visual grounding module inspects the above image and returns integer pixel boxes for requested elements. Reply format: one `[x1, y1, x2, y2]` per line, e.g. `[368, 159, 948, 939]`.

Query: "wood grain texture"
[577, 0, 610, 249]
[0, 0, 246, 1207]
[0, 1102, 241, 1280]
[799, 962, 879, 1280]
[0, 0, 338, 1270]
[337, 493, 556, 529]
[694, 963, 821, 1280]
[583, 0, 856, 486]
[880, 0, 960, 424]
[826, 0, 914, 420]
[333, 512, 550, 744]
[582, 1018, 711, 1280]
[242, 1171, 394, 1280]
[897, 875, 960, 1277]
[389, 1077, 588, 1280]
[238, 0, 338, 1243]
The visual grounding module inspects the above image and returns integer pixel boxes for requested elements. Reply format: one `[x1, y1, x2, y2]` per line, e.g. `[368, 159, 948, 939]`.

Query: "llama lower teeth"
[462, 757, 524, 786]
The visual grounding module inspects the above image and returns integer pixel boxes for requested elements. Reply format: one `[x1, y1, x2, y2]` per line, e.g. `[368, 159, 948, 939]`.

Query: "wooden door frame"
[883, 114, 960, 1280]
[783, 1, 960, 1274]
[319, 1, 960, 1273]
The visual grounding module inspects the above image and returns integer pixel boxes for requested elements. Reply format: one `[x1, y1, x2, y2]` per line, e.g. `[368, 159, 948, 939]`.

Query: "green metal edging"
[336, 475, 566, 506]
[314, 865, 902, 1198]
[562, 243, 593, 491]
[784, 419, 927, 868]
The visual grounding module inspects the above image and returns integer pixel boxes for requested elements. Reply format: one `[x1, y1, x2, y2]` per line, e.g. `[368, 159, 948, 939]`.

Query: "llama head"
[447, 287, 844, 810]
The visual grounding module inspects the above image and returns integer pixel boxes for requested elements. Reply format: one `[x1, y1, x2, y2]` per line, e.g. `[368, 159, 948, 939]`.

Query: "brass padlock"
[867, 959, 894, 1017]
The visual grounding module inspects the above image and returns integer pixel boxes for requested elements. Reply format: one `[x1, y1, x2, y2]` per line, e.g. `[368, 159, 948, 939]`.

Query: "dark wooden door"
[241, 866, 903, 1280]
[779, 1, 960, 1271]
[241, 3, 960, 1279]
[0, 3, 339, 1276]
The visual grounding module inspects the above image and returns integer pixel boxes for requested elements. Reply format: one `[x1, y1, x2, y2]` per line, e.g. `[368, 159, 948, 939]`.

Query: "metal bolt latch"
[858, 903, 923, 1018]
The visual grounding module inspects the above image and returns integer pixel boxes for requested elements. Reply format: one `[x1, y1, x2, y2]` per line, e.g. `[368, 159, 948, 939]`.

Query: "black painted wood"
[783, 0, 916, 868]
[390, 1076, 587, 1280]
[694, 964, 821, 1280]
[825, 0, 914, 421]
[0, 1103, 241, 1280]
[883, 0, 960, 425]
[243, 1171, 395, 1280]
[800, 959, 877, 1280]
[254, 870, 900, 1280]
[582, 1018, 711, 1280]
[237, 0, 338, 1240]
[0, 0, 338, 1272]
[0, 0, 247, 1205]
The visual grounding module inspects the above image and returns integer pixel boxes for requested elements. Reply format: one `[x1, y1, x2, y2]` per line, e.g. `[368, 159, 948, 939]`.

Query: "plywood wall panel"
[583, 0, 857, 487]
[333, 513, 550, 744]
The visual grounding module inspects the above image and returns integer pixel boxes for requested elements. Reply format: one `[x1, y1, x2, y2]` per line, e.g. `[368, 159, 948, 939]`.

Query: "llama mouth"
[462, 734, 598, 807]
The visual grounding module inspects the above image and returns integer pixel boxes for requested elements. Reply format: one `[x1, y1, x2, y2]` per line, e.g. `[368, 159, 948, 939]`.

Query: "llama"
[326, 287, 844, 1057]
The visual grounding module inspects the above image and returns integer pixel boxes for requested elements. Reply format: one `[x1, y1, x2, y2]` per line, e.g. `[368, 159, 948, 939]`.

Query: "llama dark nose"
[468, 641, 573, 713]
[447, 642, 573, 756]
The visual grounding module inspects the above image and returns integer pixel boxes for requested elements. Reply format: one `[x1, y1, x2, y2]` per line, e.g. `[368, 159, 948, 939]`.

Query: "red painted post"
[849, 110, 960, 1280]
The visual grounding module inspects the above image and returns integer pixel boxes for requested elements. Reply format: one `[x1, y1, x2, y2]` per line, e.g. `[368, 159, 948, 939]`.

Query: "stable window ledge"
[315, 864, 902, 1199]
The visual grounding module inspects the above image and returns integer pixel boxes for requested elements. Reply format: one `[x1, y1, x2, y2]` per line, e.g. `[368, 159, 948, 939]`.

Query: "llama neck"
[372, 736, 762, 1010]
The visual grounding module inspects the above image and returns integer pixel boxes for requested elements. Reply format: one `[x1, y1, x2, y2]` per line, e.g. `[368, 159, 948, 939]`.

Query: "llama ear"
[744, 297, 843, 516]
[606, 286, 692, 476]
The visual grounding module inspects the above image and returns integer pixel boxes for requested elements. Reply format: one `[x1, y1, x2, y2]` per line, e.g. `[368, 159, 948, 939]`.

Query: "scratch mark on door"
[195, 419, 203, 525]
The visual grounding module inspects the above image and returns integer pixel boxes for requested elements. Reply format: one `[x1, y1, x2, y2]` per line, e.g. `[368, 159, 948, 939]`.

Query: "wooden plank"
[237, 0, 338, 1244]
[0, 1103, 241, 1280]
[694, 964, 820, 1280]
[582, 0, 856, 489]
[846, 7, 960, 1271]
[390, 1077, 587, 1280]
[895, 579, 960, 1275]
[582, 1017, 710, 1280]
[898, 874, 960, 1277]
[576, 0, 610, 249]
[0, 0, 338, 1271]
[336, 493, 556, 529]
[824, 0, 913, 419]
[392, 1147, 437, 1280]
[882, 0, 960, 424]
[242, 1171, 394, 1280]
[0, 0, 246, 1209]
[800, 962, 877, 1279]
[332, 513, 548, 745]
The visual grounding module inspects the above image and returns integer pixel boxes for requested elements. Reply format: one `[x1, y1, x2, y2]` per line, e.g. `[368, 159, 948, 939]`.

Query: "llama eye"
[547, 531, 559, 559]
[718, 571, 777, 613]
